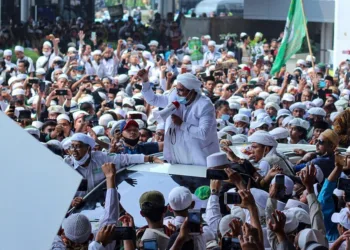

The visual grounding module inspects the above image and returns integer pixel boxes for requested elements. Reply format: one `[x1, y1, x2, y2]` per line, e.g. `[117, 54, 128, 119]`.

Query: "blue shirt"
[294, 154, 335, 179]
[122, 142, 159, 155]
[318, 179, 339, 242]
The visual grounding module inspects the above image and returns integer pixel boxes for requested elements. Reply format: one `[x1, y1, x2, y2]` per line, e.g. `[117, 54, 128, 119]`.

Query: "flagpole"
[300, 0, 315, 69]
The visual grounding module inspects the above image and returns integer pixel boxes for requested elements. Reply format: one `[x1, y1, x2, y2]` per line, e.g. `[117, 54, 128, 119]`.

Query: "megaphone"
[153, 101, 180, 124]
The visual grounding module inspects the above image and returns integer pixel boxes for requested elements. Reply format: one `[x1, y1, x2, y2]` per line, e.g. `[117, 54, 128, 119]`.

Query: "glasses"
[315, 139, 326, 145]
[156, 132, 165, 137]
[176, 88, 188, 94]
[69, 144, 85, 150]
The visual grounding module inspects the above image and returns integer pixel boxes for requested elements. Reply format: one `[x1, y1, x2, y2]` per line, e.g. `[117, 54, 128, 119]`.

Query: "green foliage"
[0, 48, 40, 63]
[298, 37, 318, 54]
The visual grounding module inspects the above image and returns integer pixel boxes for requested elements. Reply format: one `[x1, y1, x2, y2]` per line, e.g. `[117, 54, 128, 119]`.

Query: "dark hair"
[253, 97, 264, 107]
[41, 120, 57, 131]
[241, 35, 248, 42]
[80, 102, 93, 112]
[295, 126, 307, 140]
[18, 60, 29, 69]
[214, 100, 229, 110]
[141, 206, 166, 222]
[140, 128, 152, 138]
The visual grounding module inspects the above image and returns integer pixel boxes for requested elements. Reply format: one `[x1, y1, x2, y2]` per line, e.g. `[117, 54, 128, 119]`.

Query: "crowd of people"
[2, 11, 350, 250]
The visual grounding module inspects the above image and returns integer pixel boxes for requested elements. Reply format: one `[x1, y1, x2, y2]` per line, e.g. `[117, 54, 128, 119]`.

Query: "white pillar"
[21, 0, 30, 23]
[334, 0, 350, 68]
[320, 23, 334, 64]
[158, 0, 175, 18]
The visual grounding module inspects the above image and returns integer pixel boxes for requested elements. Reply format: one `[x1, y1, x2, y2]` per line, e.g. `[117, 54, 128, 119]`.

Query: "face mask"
[76, 74, 82, 80]
[73, 150, 90, 168]
[124, 137, 139, 147]
[123, 107, 133, 113]
[177, 90, 192, 105]
[221, 114, 230, 121]
[43, 51, 51, 57]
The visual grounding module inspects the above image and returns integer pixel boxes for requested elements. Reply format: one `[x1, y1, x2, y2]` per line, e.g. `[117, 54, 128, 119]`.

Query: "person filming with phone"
[138, 68, 220, 166]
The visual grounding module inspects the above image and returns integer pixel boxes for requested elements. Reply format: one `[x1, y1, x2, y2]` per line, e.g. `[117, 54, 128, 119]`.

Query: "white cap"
[16, 74, 28, 81]
[43, 41, 52, 48]
[206, 152, 230, 168]
[269, 127, 289, 140]
[284, 199, 309, 213]
[308, 107, 326, 117]
[312, 98, 324, 107]
[238, 108, 252, 118]
[12, 88, 25, 96]
[265, 94, 281, 104]
[24, 126, 40, 137]
[168, 186, 193, 211]
[306, 55, 316, 62]
[228, 102, 241, 110]
[57, 114, 70, 123]
[15, 45, 24, 52]
[255, 32, 263, 38]
[109, 120, 125, 136]
[258, 91, 270, 100]
[331, 208, 350, 230]
[271, 174, 294, 195]
[233, 114, 249, 124]
[71, 133, 96, 148]
[62, 214, 92, 244]
[122, 97, 136, 107]
[72, 110, 88, 121]
[276, 109, 291, 120]
[208, 40, 216, 46]
[330, 112, 340, 122]
[61, 137, 72, 150]
[92, 125, 105, 136]
[265, 102, 280, 111]
[36, 68, 46, 75]
[297, 59, 306, 66]
[219, 214, 240, 237]
[298, 229, 327, 249]
[12, 82, 24, 90]
[282, 116, 293, 127]
[219, 126, 243, 135]
[289, 102, 307, 112]
[282, 93, 295, 102]
[288, 117, 310, 130]
[58, 74, 69, 80]
[281, 209, 299, 234]
[148, 40, 159, 47]
[78, 95, 94, 105]
[117, 74, 129, 85]
[204, 35, 211, 40]
[98, 114, 114, 127]
[240, 32, 248, 38]
[248, 130, 277, 147]
[32, 121, 44, 129]
[48, 105, 65, 114]
[92, 50, 102, 56]
[230, 134, 248, 143]
[68, 47, 77, 53]
[3, 49, 12, 56]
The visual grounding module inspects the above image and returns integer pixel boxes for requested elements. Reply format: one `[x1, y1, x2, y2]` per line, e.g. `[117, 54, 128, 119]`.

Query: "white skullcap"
[204, 35, 211, 39]
[219, 214, 240, 237]
[303, 101, 315, 110]
[238, 108, 252, 118]
[248, 130, 278, 147]
[282, 93, 295, 102]
[265, 102, 280, 111]
[281, 209, 299, 234]
[48, 105, 65, 114]
[276, 109, 291, 120]
[288, 117, 310, 130]
[229, 102, 240, 110]
[168, 186, 193, 211]
[265, 94, 281, 105]
[43, 41, 52, 48]
[156, 123, 165, 131]
[306, 55, 316, 62]
[134, 119, 145, 129]
[240, 32, 247, 38]
[98, 114, 114, 127]
[206, 152, 230, 168]
[117, 74, 129, 85]
[312, 98, 324, 107]
[227, 51, 235, 57]
[25, 126, 40, 137]
[12, 82, 24, 90]
[15, 45, 24, 52]
[12, 88, 25, 96]
[122, 97, 136, 107]
[47, 139, 63, 150]
[3, 49, 12, 56]
[183, 55, 191, 62]
[72, 110, 88, 121]
[330, 112, 340, 122]
[298, 229, 327, 249]
[78, 95, 94, 105]
[251, 114, 272, 129]
[62, 214, 92, 244]
[57, 114, 70, 123]
[332, 208, 350, 230]
[269, 127, 289, 140]
[208, 40, 216, 46]
[258, 91, 270, 100]
[8, 76, 18, 86]
[233, 114, 249, 124]
[297, 59, 306, 66]
[289, 102, 306, 112]
[36, 68, 46, 75]
[17, 74, 28, 81]
[284, 200, 309, 213]
[231, 134, 248, 143]
[282, 116, 293, 127]
[92, 126, 105, 137]
[71, 133, 96, 148]
[92, 50, 102, 56]
[255, 32, 263, 38]
[148, 40, 159, 47]
[308, 107, 326, 117]
[142, 51, 152, 60]
[32, 121, 44, 129]
[58, 74, 68, 80]
[220, 126, 243, 135]
[61, 137, 72, 150]
[110, 120, 125, 136]
[176, 73, 202, 92]
[114, 108, 126, 118]
[68, 47, 77, 53]
[271, 174, 294, 195]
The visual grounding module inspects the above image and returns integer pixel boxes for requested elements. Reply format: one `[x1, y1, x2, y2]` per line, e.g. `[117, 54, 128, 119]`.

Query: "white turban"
[3, 49, 12, 56]
[71, 133, 96, 148]
[248, 130, 278, 147]
[43, 41, 52, 48]
[15, 46, 24, 52]
[176, 73, 202, 93]
[208, 40, 216, 46]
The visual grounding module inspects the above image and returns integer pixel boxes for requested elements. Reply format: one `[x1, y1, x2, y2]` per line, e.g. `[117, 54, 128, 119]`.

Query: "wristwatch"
[211, 189, 218, 195]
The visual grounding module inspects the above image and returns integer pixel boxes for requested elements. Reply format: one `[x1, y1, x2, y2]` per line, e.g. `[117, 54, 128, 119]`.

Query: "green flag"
[271, 0, 307, 75]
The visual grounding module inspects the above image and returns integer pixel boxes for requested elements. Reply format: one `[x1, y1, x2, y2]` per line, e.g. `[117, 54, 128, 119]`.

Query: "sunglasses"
[176, 88, 188, 94]
[315, 139, 326, 145]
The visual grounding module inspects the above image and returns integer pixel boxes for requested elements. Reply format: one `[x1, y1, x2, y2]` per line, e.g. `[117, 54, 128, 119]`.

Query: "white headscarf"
[248, 130, 278, 157]
[176, 73, 202, 93]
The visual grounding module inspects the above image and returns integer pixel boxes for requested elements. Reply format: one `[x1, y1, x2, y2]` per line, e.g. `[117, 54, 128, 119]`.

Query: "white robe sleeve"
[142, 82, 169, 108]
[88, 241, 105, 250]
[107, 153, 144, 169]
[258, 160, 271, 177]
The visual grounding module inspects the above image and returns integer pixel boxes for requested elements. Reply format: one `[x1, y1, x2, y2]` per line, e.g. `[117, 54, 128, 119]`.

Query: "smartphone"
[188, 209, 201, 235]
[319, 80, 326, 88]
[222, 237, 232, 249]
[39, 81, 46, 92]
[70, 54, 79, 61]
[232, 238, 242, 250]
[214, 71, 223, 76]
[89, 75, 96, 81]
[28, 78, 39, 84]
[77, 179, 88, 191]
[224, 192, 242, 205]
[206, 169, 228, 180]
[91, 32, 96, 40]
[276, 174, 285, 198]
[56, 89, 68, 96]
[335, 154, 348, 168]
[143, 239, 158, 250]
[109, 227, 135, 240]
[338, 178, 350, 192]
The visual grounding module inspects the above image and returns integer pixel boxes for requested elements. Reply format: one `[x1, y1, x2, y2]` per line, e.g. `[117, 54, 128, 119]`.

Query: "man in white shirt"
[91, 50, 107, 79]
[36, 40, 60, 70]
[14, 45, 35, 75]
[202, 41, 221, 67]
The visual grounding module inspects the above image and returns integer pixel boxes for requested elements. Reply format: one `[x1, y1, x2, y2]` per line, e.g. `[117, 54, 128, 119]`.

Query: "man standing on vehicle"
[139, 69, 220, 166]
